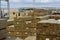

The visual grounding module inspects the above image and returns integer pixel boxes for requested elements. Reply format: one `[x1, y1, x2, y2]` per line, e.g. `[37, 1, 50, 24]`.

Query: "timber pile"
[0, 19, 7, 39]
[37, 19, 60, 40]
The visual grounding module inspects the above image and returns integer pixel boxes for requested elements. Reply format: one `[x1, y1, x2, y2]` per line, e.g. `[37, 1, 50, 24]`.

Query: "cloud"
[10, 0, 21, 2]
[9, 0, 60, 3]
[40, 0, 50, 3]
[40, 0, 60, 3]
[12, 0, 19, 2]
[55, 0, 60, 1]
[35, 0, 41, 2]
[9, 0, 60, 8]
[25, 0, 33, 2]
[35, 0, 52, 3]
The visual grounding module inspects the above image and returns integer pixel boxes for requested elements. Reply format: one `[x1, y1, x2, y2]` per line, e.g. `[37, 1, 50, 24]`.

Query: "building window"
[13, 12, 15, 15]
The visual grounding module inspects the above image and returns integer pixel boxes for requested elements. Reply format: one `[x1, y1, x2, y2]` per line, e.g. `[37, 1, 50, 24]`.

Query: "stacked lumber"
[0, 19, 7, 39]
[49, 15, 60, 20]
[37, 19, 60, 40]
[32, 9, 48, 16]
[7, 17, 37, 39]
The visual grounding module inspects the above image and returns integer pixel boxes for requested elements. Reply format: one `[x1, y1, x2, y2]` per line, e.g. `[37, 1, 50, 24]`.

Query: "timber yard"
[0, 0, 60, 40]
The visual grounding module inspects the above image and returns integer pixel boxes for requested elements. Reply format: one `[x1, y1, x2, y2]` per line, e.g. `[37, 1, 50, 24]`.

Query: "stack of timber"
[37, 19, 60, 40]
[7, 15, 49, 38]
[32, 9, 48, 16]
[7, 16, 37, 39]
[49, 15, 60, 20]
[7, 21, 14, 26]
[0, 19, 7, 40]
[49, 13, 60, 20]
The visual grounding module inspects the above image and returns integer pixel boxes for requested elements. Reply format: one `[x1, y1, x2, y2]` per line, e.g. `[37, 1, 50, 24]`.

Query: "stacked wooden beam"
[49, 15, 60, 20]
[0, 19, 7, 39]
[32, 9, 48, 16]
[7, 17, 37, 39]
[37, 19, 60, 40]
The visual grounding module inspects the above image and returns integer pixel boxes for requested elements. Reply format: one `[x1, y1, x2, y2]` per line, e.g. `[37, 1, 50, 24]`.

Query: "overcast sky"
[2, 0, 60, 8]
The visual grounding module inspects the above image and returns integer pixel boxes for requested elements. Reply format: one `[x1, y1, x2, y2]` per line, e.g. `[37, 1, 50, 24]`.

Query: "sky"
[2, 0, 60, 8]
